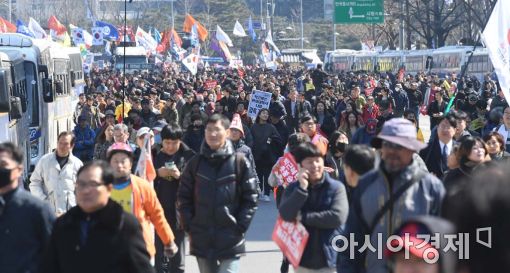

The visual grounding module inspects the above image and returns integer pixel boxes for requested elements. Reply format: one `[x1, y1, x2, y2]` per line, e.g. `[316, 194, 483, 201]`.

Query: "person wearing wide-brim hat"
[338, 118, 446, 273]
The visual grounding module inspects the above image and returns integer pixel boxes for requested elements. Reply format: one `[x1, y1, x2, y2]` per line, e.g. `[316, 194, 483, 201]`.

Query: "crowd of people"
[0, 62, 509, 273]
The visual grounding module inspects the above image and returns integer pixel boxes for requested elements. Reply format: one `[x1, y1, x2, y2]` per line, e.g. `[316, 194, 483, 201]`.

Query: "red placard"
[204, 80, 218, 91]
[272, 217, 309, 268]
[273, 153, 299, 187]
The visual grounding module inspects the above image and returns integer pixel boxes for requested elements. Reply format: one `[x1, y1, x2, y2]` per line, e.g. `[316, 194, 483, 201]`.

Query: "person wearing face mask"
[153, 124, 195, 273]
[324, 131, 349, 181]
[0, 142, 55, 273]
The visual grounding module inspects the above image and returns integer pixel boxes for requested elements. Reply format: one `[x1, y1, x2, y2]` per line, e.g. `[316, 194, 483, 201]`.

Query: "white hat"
[136, 127, 154, 138]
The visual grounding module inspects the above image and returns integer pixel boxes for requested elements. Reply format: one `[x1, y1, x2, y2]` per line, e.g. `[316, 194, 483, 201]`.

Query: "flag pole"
[445, 1, 498, 114]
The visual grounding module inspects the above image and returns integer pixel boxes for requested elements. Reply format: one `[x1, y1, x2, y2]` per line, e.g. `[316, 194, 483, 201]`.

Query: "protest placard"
[247, 90, 272, 120]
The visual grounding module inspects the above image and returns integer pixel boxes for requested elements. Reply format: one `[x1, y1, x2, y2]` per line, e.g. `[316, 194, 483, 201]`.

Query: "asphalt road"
[183, 114, 432, 273]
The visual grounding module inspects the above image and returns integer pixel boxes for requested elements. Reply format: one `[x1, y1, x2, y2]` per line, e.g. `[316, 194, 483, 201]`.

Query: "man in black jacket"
[178, 114, 258, 273]
[154, 124, 195, 273]
[40, 161, 155, 273]
[0, 143, 55, 273]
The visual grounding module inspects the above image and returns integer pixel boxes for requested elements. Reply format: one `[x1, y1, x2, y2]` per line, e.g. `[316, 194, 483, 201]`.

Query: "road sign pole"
[333, 24, 336, 50]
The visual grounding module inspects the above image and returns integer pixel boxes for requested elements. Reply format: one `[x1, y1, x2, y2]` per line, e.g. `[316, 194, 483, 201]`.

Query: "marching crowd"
[1, 63, 509, 273]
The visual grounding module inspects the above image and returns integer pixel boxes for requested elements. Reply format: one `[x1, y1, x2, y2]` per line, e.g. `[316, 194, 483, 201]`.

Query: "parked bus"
[0, 49, 31, 178]
[0, 33, 75, 171]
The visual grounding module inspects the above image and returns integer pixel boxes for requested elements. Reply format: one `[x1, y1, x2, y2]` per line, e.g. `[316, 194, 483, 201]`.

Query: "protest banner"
[272, 217, 309, 268]
[273, 153, 299, 187]
[247, 90, 272, 120]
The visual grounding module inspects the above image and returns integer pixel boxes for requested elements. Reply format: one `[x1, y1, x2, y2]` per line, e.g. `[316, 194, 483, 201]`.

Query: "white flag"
[91, 27, 103, 46]
[265, 31, 280, 54]
[182, 53, 198, 75]
[28, 17, 47, 39]
[216, 25, 233, 47]
[136, 27, 158, 53]
[233, 20, 247, 37]
[83, 29, 93, 47]
[482, 0, 510, 106]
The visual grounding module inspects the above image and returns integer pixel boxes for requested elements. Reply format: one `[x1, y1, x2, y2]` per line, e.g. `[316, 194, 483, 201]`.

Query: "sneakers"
[258, 194, 271, 202]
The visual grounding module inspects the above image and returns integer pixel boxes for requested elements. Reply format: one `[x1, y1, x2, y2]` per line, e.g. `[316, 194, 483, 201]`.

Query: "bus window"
[24, 62, 39, 127]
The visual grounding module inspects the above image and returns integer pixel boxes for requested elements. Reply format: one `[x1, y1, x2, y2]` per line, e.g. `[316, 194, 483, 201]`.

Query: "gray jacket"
[338, 159, 445, 273]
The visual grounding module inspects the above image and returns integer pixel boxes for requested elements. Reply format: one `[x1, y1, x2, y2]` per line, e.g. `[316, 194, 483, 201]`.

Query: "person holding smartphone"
[153, 124, 195, 273]
[279, 142, 349, 273]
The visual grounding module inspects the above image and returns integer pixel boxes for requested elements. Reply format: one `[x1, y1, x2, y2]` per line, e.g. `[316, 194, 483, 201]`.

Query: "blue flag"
[248, 17, 257, 43]
[94, 21, 119, 40]
[16, 19, 35, 38]
[191, 24, 199, 48]
[153, 28, 161, 44]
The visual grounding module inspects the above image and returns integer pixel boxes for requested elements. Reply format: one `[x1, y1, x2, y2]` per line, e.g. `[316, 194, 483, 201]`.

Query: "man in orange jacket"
[107, 142, 177, 262]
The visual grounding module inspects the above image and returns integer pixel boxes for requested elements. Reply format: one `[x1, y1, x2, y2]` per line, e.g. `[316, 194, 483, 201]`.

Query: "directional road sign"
[334, 0, 384, 24]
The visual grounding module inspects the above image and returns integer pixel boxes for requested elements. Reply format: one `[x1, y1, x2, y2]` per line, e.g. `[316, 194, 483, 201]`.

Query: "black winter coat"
[154, 143, 196, 227]
[177, 140, 259, 260]
[40, 199, 153, 273]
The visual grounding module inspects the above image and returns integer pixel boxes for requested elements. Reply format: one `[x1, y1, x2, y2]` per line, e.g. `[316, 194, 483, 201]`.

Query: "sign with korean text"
[334, 0, 384, 24]
[204, 79, 218, 90]
[272, 217, 309, 268]
[273, 153, 299, 187]
[247, 90, 272, 120]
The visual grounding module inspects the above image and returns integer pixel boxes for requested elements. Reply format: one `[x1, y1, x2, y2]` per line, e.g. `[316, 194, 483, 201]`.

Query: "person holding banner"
[278, 142, 349, 273]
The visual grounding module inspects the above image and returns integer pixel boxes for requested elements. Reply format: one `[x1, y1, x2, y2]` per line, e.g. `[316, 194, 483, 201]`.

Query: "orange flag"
[47, 15, 67, 35]
[183, 14, 208, 41]
[0, 17, 16, 33]
[171, 28, 183, 47]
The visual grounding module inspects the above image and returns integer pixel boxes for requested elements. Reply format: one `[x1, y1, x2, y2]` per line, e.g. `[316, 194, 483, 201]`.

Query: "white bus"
[0, 33, 75, 170]
[0, 49, 31, 178]
[403, 50, 434, 75]
[430, 46, 473, 77]
[114, 46, 150, 73]
[63, 47, 85, 107]
[376, 50, 405, 74]
[352, 51, 378, 72]
[329, 49, 357, 73]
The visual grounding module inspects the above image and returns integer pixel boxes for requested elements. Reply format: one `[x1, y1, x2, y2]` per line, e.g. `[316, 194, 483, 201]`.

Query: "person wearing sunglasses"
[338, 118, 445, 273]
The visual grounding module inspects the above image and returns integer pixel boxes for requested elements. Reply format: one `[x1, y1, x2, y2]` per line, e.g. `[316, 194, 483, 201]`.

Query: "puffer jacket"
[177, 140, 259, 260]
[338, 159, 445, 273]
[29, 152, 83, 214]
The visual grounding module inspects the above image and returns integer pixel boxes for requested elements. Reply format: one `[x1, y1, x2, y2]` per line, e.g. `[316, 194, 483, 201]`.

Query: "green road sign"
[334, 0, 384, 24]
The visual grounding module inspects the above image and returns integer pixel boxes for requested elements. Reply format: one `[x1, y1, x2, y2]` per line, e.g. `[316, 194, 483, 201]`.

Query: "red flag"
[156, 29, 170, 53]
[183, 14, 208, 41]
[48, 15, 67, 35]
[0, 17, 16, 33]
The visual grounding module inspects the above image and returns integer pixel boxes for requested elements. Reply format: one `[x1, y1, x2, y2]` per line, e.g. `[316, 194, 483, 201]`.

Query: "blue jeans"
[196, 257, 240, 273]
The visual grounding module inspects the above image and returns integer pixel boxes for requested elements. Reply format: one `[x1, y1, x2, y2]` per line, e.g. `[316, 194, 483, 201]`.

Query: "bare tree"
[407, 0, 462, 48]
